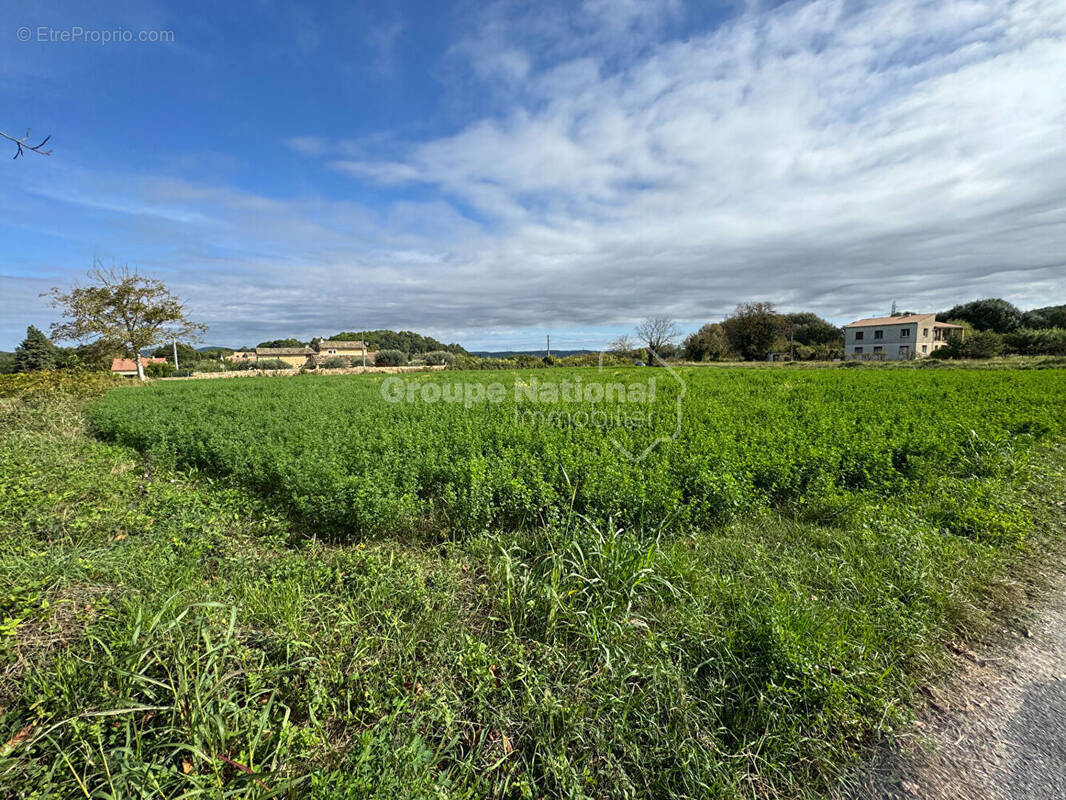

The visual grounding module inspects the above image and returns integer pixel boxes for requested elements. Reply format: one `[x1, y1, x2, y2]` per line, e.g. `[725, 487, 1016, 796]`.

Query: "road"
[843, 575, 1066, 799]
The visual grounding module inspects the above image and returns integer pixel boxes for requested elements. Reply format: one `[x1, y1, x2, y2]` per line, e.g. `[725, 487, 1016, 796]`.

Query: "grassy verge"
[1, 372, 1064, 798]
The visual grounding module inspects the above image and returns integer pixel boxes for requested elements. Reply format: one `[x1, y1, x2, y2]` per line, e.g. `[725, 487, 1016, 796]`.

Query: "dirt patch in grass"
[1, 583, 114, 709]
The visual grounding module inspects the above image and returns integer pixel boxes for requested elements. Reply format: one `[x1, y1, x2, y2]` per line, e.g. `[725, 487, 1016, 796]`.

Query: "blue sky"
[2, 0, 1065, 351]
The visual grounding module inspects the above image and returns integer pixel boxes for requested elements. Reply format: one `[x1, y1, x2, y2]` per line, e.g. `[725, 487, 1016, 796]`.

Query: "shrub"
[512, 354, 549, 369]
[926, 346, 954, 360]
[255, 359, 291, 371]
[188, 360, 225, 373]
[320, 357, 350, 369]
[373, 349, 408, 367]
[958, 330, 1004, 359]
[933, 330, 1005, 360]
[145, 361, 175, 378]
[1003, 328, 1066, 356]
[556, 352, 631, 367]
[423, 351, 455, 367]
[939, 298, 1022, 333]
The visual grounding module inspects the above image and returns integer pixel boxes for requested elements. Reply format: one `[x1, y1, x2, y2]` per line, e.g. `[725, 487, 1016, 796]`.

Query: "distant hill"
[471, 349, 596, 358]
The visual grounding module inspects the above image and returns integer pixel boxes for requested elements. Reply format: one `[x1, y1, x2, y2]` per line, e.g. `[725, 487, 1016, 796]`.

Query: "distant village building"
[110, 357, 168, 376]
[843, 314, 963, 361]
[226, 340, 375, 368]
[316, 340, 370, 361]
[253, 346, 316, 368]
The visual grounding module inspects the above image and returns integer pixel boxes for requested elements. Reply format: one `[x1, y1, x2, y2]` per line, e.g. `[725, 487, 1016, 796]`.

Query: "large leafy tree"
[151, 342, 200, 365]
[938, 298, 1022, 333]
[256, 338, 307, 349]
[48, 265, 206, 381]
[781, 312, 842, 346]
[721, 302, 785, 360]
[13, 325, 57, 372]
[1022, 304, 1066, 329]
[682, 323, 733, 361]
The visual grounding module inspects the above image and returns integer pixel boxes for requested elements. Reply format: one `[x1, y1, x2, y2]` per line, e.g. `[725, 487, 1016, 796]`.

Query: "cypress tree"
[13, 325, 57, 372]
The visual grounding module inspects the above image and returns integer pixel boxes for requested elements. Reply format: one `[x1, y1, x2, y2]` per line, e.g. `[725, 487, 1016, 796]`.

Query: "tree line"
[928, 299, 1066, 358]
[611, 303, 844, 362]
[253, 330, 469, 356]
[614, 298, 1066, 363]
[5, 265, 1066, 377]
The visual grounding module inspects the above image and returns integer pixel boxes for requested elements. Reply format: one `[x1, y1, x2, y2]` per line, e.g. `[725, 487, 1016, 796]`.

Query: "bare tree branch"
[634, 317, 680, 357]
[607, 334, 636, 355]
[1, 129, 52, 159]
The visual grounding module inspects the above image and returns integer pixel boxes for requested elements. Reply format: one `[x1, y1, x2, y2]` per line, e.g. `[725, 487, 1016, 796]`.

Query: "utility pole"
[362, 340, 367, 369]
[546, 334, 550, 358]
[172, 340, 179, 370]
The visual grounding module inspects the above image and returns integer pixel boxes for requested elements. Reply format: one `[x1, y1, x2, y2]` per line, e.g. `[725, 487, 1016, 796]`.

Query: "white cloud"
[323, 0, 1066, 325]
[285, 136, 330, 157]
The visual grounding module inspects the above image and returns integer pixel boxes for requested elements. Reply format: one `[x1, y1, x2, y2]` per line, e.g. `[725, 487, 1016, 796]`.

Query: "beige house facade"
[843, 314, 964, 361]
[317, 340, 371, 361]
[254, 347, 315, 367]
[226, 341, 376, 367]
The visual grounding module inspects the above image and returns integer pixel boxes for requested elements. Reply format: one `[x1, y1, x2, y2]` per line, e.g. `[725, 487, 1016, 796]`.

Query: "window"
[923, 328, 929, 337]
[900, 328, 910, 337]
[874, 330, 884, 339]
[873, 345, 883, 353]
[328, 349, 337, 354]
[899, 345, 909, 355]
[854, 346, 863, 353]
[854, 331, 864, 341]
[922, 345, 928, 353]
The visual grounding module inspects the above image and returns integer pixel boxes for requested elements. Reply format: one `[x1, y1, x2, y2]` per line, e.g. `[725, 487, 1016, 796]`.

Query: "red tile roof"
[111, 357, 167, 372]
[845, 313, 935, 327]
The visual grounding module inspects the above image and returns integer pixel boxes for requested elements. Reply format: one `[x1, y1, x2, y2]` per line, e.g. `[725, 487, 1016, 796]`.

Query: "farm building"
[317, 340, 370, 359]
[110, 357, 168, 376]
[843, 314, 963, 361]
[254, 347, 316, 367]
[226, 341, 376, 367]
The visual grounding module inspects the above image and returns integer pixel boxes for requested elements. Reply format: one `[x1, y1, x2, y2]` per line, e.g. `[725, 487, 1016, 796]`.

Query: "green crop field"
[88, 368, 1063, 541]
[3, 366, 1066, 798]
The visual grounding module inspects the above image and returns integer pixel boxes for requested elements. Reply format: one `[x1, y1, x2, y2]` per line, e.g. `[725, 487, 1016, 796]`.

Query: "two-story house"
[316, 340, 370, 361]
[843, 314, 963, 361]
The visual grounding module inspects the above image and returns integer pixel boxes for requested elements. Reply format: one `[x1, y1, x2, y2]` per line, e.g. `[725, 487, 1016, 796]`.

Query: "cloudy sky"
[2, 0, 1065, 350]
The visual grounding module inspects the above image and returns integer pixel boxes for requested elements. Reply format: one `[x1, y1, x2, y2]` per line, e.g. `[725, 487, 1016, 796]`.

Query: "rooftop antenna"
[890, 300, 897, 317]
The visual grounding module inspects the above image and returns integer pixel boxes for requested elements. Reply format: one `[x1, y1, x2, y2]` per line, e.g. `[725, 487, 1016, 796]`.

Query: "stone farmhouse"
[229, 340, 374, 368]
[843, 314, 964, 361]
